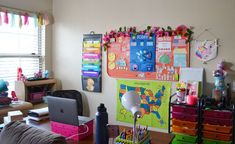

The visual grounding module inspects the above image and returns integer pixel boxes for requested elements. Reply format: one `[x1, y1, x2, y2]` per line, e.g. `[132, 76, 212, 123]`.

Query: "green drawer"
[202, 138, 232, 144]
[174, 133, 197, 143]
[172, 138, 195, 144]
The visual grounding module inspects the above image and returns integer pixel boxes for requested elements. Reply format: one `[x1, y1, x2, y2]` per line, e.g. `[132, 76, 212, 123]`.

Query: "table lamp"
[121, 91, 141, 143]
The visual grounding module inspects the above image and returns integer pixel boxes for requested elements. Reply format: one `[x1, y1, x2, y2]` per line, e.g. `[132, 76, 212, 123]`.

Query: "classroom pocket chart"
[82, 34, 102, 92]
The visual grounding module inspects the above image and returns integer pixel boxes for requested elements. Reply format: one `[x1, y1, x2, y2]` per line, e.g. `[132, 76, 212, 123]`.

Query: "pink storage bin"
[172, 105, 197, 115]
[203, 109, 232, 119]
[29, 92, 45, 102]
[172, 112, 197, 122]
[51, 120, 94, 141]
[203, 117, 232, 126]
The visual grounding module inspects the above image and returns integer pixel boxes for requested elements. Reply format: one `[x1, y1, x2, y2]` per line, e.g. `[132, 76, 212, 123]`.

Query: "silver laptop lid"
[47, 96, 79, 126]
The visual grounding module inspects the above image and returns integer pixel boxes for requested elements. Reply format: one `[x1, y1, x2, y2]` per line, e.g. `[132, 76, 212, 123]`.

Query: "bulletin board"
[106, 26, 191, 81]
[116, 79, 172, 129]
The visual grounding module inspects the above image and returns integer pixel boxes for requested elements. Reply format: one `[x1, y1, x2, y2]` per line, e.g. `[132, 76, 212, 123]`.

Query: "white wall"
[0, 0, 53, 72]
[52, 0, 235, 131]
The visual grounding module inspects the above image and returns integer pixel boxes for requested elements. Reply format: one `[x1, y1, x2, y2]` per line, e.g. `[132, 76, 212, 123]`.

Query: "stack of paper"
[28, 107, 49, 121]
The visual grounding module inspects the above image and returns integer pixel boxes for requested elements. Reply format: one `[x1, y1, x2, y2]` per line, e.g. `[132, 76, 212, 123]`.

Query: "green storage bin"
[202, 138, 232, 144]
[174, 133, 197, 143]
[172, 138, 195, 144]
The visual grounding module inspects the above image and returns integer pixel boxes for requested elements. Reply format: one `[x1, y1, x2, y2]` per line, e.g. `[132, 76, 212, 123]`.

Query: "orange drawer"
[203, 123, 232, 134]
[203, 130, 232, 141]
[172, 118, 197, 129]
[172, 125, 197, 136]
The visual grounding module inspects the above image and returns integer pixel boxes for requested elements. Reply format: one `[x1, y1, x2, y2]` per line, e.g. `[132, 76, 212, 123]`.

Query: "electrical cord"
[65, 124, 89, 140]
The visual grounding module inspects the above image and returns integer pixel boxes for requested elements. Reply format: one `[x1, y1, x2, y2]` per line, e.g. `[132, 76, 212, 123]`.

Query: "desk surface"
[27, 119, 174, 144]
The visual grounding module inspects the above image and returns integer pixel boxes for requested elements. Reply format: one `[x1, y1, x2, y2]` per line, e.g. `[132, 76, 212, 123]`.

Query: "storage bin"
[172, 105, 197, 115]
[172, 138, 195, 144]
[203, 117, 233, 126]
[29, 92, 45, 103]
[203, 110, 232, 119]
[172, 112, 197, 122]
[174, 133, 197, 143]
[202, 138, 232, 144]
[172, 118, 197, 129]
[203, 123, 232, 134]
[172, 125, 197, 136]
[203, 130, 232, 141]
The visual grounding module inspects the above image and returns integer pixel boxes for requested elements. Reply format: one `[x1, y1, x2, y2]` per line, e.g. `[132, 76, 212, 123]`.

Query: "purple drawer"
[172, 105, 197, 115]
[203, 117, 233, 126]
[172, 112, 198, 122]
[203, 109, 232, 119]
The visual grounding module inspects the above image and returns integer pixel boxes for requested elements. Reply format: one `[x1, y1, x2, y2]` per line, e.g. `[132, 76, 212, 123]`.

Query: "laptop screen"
[47, 96, 79, 126]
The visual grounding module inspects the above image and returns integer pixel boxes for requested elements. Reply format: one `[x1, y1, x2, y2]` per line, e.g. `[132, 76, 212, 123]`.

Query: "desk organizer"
[50, 120, 93, 141]
[115, 132, 150, 144]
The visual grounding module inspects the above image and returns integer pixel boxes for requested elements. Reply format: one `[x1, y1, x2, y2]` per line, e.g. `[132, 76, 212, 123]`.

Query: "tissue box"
[50, 118, 94, 141]
[8, 110, 23, 121]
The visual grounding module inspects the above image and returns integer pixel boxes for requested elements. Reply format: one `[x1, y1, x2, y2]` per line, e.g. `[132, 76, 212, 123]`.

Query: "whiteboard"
[180, 67, 204, 82]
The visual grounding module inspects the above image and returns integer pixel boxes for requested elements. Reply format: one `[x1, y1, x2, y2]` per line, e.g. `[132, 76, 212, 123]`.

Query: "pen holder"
[115, 131, 150, 144]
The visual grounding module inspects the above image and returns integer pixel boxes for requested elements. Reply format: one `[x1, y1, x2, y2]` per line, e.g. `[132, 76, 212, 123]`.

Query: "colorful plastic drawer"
[172, 105, 197, 115]
[202, 138, 232, 144]
[172, 118, 197, 129]
[203, 130, 232, 141]
[172, 112, 197, 122]
[203, 123, 232, 134]
[203, 110, 232, 119]
[174, 133, 197, 143]
[172, 125, 197, 136]
[172, 138, 195, 144]
[203, 117, 232, 126]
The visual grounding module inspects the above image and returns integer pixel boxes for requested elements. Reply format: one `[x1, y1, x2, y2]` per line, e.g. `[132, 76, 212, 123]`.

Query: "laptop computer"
[47, 96, 90, 126]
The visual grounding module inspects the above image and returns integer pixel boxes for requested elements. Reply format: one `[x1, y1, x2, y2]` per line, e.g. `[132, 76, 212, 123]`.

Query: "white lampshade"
[121, 91, 141, 116]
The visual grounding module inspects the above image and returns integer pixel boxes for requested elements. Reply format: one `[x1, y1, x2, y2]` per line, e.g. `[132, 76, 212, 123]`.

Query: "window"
[0, 12, 45, 92]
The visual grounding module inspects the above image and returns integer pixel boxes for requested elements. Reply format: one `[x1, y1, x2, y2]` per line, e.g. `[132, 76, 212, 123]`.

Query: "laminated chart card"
[156, 35, 190, 81]
[116, 79, 171, 129]
[82, 34, 102, 92]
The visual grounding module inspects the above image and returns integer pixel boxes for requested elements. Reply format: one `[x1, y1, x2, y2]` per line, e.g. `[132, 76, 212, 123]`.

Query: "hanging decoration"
[195, 39, 218, 62]
[18, 13, 22, 28]
[0, 11, 2, 26]
[104, 25, 193, 81]
[23, 12, 29, 25]
[4, 10, 8, 24]
[194, 29, 219, 63]
[0, 6, 52, 28]
[10, 13, 15, 27]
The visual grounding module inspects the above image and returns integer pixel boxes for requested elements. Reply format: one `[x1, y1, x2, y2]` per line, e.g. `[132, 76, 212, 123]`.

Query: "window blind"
[0, 12, 45, 92]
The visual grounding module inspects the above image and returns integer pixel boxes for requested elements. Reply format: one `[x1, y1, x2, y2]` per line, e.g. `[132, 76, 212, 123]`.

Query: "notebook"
[47, 96, 91, 126]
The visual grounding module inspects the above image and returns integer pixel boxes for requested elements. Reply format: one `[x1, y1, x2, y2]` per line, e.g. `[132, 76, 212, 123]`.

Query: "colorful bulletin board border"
[116, 79, 172, 130]
[105, 26, 193, 81]
[82, 33, 102, 92]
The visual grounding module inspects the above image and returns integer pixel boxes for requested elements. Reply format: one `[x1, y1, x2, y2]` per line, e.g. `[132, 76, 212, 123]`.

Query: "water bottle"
[96, 103, 108, 144]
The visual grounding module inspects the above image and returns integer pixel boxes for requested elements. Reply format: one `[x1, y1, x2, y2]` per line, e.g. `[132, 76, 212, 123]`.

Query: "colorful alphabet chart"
[82, 34, 102, 92]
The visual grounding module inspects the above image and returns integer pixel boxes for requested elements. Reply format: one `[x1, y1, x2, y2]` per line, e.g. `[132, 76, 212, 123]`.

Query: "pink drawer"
[172, 105, 197, 115]
[203, 110, 232, 119]
[172, 112, 198, 122]
[203, 117, 232, 126]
